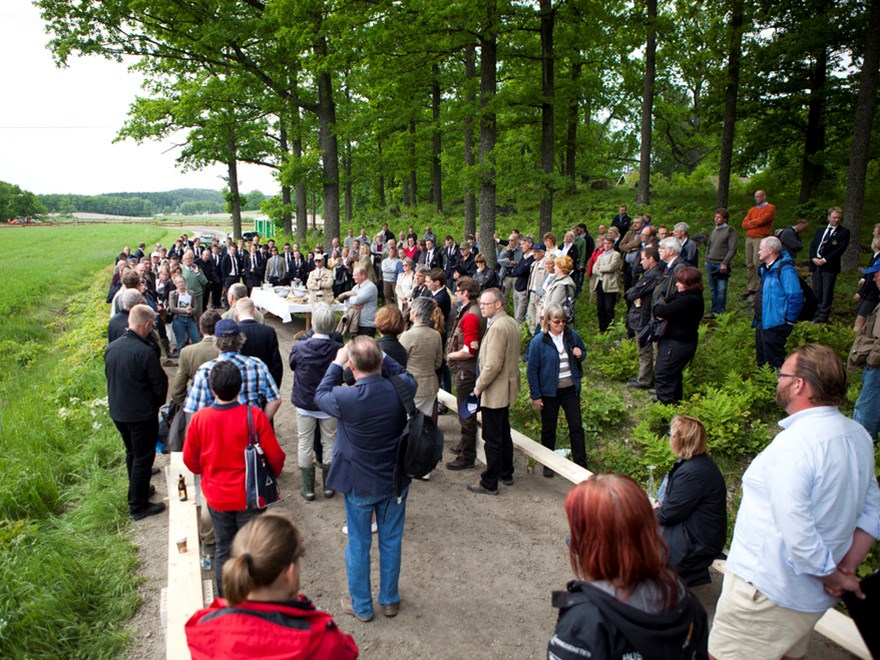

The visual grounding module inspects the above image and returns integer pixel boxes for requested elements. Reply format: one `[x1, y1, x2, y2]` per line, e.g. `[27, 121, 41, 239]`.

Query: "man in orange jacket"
[741, 190, 776, 299]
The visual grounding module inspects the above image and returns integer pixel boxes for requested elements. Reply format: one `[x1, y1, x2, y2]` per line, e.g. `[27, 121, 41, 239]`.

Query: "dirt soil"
[124, 314, 856, 660]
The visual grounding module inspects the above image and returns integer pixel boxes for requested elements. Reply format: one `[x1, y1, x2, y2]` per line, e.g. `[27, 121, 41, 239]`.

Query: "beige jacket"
[169, 337, 219, 404]
[849, 306, 880, 369]
[400, 324, 443, 400]
[306, 267, 334, 305]
[475, 311, 521, 409]
[591, 249, 623, 294]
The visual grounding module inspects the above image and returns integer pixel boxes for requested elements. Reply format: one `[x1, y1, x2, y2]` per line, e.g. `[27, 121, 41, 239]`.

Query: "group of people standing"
[102, 204, 880, 658]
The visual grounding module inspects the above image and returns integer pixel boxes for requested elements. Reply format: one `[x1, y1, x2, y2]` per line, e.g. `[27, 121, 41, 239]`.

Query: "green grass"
[0, 224, 174, 657]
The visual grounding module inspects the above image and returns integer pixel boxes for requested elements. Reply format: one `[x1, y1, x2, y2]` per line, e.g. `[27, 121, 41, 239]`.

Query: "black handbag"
[244, 406, 280, 509]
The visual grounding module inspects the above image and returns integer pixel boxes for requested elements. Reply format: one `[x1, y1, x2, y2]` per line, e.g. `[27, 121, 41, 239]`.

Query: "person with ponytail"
[548, 474, 708, 660]
[186, 513, 359, 659]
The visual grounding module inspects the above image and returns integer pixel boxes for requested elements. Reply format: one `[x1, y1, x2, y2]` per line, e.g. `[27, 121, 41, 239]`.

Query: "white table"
[250, 287, 344, 325]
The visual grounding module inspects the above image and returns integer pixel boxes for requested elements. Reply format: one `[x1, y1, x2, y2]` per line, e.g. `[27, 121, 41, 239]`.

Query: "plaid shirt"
[183, 351, 280, 413]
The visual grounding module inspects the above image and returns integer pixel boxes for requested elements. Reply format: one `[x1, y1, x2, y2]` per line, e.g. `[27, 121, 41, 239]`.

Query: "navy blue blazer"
[316, 356, 415, 497]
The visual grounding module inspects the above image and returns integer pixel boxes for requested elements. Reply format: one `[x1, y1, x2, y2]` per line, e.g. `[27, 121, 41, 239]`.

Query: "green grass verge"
[0, 225, 174, 657]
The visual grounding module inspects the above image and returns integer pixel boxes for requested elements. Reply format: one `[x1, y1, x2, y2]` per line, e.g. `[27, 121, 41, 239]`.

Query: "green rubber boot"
[299, 467, 316, 501]
[321, 464, 335, 499]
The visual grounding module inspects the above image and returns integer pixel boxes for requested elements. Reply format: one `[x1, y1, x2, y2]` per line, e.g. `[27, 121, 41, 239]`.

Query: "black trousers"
[755, 323, 793, 370]
[654, 339, 697, 404]
[480, 406, 513, 491]
[208, 281, 223, 309]
[221, 276, 239, 306]
[113, 417, 158, 515]
[812, 270, 837, 322]
[596, 282, 618, 333]
[540, 386, 587, 468]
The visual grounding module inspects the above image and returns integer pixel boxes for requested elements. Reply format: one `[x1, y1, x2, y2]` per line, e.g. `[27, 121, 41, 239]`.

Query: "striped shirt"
[551, 332, 573, 388]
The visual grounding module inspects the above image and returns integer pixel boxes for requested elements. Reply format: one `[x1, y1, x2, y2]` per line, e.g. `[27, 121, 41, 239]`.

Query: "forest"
[35, 0, 880, 266]
[35, 188, 266, 216]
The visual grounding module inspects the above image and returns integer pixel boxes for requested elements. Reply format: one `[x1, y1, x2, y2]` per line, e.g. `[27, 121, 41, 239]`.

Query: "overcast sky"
[0, 1, 278, 196]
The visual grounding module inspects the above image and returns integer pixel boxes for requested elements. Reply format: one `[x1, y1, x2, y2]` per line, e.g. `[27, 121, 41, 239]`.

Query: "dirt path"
[125, 314, 856, 660]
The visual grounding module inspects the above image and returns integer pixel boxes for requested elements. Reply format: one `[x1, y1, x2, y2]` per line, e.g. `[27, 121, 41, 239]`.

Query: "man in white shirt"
[709, 344, 880, 660]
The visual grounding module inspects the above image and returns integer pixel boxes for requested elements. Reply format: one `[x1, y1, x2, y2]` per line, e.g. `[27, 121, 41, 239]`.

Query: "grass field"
[0, 224, 174, 657]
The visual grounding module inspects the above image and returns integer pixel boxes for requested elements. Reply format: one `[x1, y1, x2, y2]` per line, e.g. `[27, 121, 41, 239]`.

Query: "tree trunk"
[409, 120, 417, 207]
[637, 0, 657, 206]
[843, 0, 880, 270]
[227, 154, 242, 240]
[378, 136, 386, 208]
[464, 44, 477, 237]
[278, 117, 293, 235]
[344, 140, 353, 224]
[798, 45, 828, 204]
[539, 0, 555, 237]
[432, 64, 443, 212]
[716, 0, 743, 210]
[311, 192, 317, 229]
[565, 60, 581, 192]
[315, 36, 339, 249]
[478, 7, 498, 269]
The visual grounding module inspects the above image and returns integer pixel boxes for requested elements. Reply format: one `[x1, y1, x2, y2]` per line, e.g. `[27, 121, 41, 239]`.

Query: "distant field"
[0, 224, 173, 342]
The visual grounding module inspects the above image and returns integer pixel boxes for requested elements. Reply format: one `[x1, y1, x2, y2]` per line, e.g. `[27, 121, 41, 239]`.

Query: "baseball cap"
[533, 242, 547, 251]
[314, 253, 325, 261]
[214, 319, 241, 337]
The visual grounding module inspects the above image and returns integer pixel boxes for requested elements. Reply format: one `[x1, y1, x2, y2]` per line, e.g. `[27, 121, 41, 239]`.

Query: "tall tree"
[637, 0, 658, 205]
[479, 1, 499, 268]
[843, 0, 880, 269]
[716, 0, 745, 209]
[538, 0, 556, 237]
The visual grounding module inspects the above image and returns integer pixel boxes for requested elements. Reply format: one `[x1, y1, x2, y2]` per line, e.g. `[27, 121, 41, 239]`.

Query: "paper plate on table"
[273, 286, 290, 297]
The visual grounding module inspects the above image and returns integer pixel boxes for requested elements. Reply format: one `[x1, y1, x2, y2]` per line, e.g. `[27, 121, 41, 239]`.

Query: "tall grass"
[0, 225, 174, 657]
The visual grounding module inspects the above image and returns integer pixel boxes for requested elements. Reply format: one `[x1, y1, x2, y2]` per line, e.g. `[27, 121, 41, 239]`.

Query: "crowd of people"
[101, 201, 880, 658]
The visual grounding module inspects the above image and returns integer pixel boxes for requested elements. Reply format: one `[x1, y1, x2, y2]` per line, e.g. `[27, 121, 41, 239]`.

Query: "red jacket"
[186, 597, 359, 660]
[184, 403, 285, 511]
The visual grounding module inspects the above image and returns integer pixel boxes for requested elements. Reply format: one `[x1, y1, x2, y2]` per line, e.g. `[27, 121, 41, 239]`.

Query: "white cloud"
[0, 0, 277, 196]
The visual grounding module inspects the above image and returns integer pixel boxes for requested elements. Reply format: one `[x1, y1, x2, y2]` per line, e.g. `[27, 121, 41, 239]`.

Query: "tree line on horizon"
[35, 0, 880, 268]
[34, 188, 267, 217]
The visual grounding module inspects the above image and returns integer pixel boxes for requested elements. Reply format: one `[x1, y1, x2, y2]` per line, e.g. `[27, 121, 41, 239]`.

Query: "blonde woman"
[395, 258, 417, 313]
[654, 415, 726, 587]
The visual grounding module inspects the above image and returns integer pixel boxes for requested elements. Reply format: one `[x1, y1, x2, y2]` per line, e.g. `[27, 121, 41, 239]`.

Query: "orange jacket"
[741, 204, 776, 238]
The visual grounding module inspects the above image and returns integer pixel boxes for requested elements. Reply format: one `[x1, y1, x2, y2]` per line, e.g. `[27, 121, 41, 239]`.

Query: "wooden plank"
[437, 389, 592, 484]
[711, 559, 870, 659]
[165, 453, 203, 660]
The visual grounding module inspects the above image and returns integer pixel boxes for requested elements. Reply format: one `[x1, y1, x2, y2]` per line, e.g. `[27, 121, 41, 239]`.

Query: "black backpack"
[775, 263, 817, 322]
[390, 374, 444, 493]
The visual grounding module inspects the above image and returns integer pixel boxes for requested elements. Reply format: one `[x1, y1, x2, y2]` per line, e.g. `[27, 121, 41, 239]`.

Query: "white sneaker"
[420, 472, 431, 481]
[342, 522, 378, 535]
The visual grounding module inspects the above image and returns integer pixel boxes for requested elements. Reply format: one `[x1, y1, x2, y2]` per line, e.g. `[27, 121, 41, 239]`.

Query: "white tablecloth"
[250, 287, 344, 323]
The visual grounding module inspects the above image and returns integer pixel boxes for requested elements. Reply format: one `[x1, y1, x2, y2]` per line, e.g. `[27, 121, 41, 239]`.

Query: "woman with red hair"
[549, 473, 708, 660]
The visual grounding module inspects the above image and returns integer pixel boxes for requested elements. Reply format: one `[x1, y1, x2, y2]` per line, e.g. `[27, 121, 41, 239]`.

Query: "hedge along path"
[435, 389, 870, 659]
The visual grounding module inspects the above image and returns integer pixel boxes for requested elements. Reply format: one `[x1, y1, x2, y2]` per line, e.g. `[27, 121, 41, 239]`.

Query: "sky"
[0, 1, 278, 196]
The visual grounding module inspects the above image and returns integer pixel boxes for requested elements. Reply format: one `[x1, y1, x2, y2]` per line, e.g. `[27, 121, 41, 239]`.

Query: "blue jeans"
[706, 262, 729, 315]
[171, 315, 200, 352]
[343, 487, 409, 618]
[854, 366, 880, 442]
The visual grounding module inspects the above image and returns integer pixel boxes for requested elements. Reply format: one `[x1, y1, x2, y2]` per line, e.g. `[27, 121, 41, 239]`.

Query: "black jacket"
[108, 311, 130, 343]
[809, 224, 851, 273]
[511, 253, 535, 292]
[239, 319, 284, 387]
[656, 454, 727, 587]
[550, 580, 708, 660]
[104, 330, 168, 422]
[625, 263, 665, 330]
[654, 290, 704, 344]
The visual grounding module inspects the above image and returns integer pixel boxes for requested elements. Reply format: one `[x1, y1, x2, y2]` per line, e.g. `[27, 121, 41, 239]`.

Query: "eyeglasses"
[549, 318, 565, 325]
[775, 371, 800, 381]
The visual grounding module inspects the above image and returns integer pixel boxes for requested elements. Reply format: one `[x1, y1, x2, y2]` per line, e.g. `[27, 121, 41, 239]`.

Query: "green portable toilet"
[254, 217, 275, 238]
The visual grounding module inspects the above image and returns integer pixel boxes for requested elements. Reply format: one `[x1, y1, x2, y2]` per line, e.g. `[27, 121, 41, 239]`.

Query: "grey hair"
[410, 296, 438, 326]
[674, 222, 689, 235]
[228, 283, 248, 301]
[659, 237, 682, 255]
[415, 264, 430, 274]
[121, 288, 144, 311]
[311, 303, 336, 335]
[761, 236, 783, 254]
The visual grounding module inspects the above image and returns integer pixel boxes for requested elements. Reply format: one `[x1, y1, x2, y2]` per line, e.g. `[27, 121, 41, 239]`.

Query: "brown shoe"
[381, 602, 400, 618]
[446, 456, 475, 471]
[340, 595, 373, 622]
[449, 444, 463, 455]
